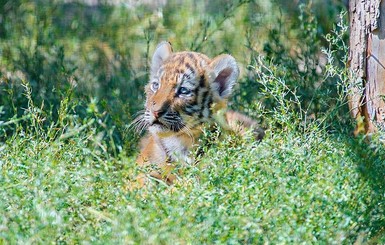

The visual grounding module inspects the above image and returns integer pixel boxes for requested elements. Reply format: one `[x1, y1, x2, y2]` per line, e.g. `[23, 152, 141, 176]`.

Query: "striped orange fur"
[132, 42, 264, 185]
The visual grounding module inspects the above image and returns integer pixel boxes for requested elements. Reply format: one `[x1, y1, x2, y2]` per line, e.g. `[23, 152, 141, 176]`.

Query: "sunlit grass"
[1, 96, 385, 243]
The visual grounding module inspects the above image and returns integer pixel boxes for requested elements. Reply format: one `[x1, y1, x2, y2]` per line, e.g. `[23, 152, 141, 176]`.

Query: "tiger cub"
[133, 41, 264, 185]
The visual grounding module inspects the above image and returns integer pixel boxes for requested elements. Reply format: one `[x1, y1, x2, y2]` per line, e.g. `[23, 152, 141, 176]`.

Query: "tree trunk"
[348, 0, 385, 134]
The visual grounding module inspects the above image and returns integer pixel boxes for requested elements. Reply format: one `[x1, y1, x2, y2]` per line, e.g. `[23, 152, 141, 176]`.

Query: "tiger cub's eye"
[179, 87, 191, 96]
[151, 81, 159, 92]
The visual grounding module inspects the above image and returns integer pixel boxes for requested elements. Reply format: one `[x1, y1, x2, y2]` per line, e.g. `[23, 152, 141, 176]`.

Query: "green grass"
[1, 111, 385, 243]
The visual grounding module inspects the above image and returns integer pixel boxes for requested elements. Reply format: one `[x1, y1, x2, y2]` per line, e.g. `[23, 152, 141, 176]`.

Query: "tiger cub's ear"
[151, 41, 173, 75]
[209, 54, 239, 99]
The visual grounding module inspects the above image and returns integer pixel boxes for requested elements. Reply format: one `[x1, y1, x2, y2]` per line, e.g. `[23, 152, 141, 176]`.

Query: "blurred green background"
[0, 0, 347, 150]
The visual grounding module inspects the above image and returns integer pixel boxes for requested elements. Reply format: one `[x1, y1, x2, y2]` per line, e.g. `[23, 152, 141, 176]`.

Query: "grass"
[1, 104, 385, 243]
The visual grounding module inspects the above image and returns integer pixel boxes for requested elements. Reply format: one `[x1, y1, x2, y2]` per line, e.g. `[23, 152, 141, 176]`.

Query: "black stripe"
[199, 75, 205, 87]
[203, 96, 212, 119]
[198, 91, 210, 119]
[177, 56, 186, 66]
[187, 53, 199, 67]
[187, 53, 195, 60]
[183, 105, 198, 116]
[185, 62, 193, 72]
[193, 75, 205, 95]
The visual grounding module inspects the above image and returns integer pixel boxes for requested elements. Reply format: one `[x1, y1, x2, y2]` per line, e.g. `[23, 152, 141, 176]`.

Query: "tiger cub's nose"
[149, 109, 165, 124]
[153, 109, 167, 118]
[153, 110, 161, 119]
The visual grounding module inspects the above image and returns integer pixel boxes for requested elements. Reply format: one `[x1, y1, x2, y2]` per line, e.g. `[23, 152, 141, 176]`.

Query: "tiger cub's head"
[141, 41, 239, 133]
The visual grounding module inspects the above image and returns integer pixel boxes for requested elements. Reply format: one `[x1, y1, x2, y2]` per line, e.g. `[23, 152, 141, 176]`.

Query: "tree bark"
[349, 0, 385, 134]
